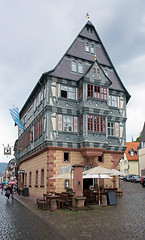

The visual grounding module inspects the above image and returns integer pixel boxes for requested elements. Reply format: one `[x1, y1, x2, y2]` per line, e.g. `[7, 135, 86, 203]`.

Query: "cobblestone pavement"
[2, 181, 145, 240]
[0, 192, 64, 240]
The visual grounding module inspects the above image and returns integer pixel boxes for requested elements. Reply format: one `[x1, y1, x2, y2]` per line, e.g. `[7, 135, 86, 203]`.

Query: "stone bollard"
[101, 195, 108, 207]
[72, 195, 76, 208]
[50, 199, 57, 212]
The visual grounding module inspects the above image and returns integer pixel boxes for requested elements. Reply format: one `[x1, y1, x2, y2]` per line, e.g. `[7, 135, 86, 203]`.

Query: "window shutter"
[74, 117, 77, 132]
[58, 115, 62, 131]
[115, 123, 119, 136]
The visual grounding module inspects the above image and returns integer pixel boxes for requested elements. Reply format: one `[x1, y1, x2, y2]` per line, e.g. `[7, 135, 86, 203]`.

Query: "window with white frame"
[90, 44, 95, 54]
[109, 95, 118, 107]
[130, 149, 134, 157]
[85, 42, 89, 52]
[34, 99, 36, 111]
[108, 122, 114, 136]
[68, 87, 75, 99]
[78, 62, 83, 73]
[60, 85, 75, 100]
[72, 61, 77, 72]
[63, 116, 73, 132]
[44, 85, 46, 99]
[40, 89, 43, 102]
[141, 141, 145, 149]
[104, 69, 109, 77]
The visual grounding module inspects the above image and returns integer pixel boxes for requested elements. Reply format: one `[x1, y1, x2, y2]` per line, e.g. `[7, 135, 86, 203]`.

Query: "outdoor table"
[46, 195, 60, 205]
[91, 191, 107, 202]
[43, 193, 52, 201]
[43, 194, 61, 208]
[104, 188, 117, 192]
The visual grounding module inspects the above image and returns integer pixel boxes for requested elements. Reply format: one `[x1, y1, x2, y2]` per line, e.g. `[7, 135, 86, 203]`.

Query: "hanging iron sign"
[4, 145, 11, 155]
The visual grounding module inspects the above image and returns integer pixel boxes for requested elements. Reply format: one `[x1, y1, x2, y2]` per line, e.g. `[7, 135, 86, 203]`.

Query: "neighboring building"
[120, 142, 139, 176]
[0, 174, 4, 183]
[5, 158, 17, 184]
[138, 122, 145, 176]
[16, 19, 130, 199]
[119, 153, 128, 176]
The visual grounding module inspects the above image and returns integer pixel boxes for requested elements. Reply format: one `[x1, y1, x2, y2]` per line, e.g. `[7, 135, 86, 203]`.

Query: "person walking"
[5, 186, 12, 201]
[1, 185, 4, 193]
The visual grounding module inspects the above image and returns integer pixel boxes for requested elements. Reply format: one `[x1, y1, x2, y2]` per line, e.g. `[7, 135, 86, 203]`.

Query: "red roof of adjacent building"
[125, 142, 140, 161]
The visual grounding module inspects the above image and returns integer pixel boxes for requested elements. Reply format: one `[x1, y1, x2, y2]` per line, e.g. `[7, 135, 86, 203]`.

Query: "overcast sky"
[1, 0, 145, 163]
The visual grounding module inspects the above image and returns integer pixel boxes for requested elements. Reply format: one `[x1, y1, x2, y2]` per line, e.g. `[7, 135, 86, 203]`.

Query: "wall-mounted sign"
[4, 146, 11, 155]
[18, 170, 25, 174]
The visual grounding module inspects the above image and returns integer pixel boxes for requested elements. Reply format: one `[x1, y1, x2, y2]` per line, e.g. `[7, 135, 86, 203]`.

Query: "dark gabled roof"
[81, 59, 112, 86]
[20, 20, 130, 117]
[125, 142, 139, 161]
[49, 20, 130, 102]
[67, 38, 111, 66]
[19, 72, 49, 117]
[139, 122, 145, 148]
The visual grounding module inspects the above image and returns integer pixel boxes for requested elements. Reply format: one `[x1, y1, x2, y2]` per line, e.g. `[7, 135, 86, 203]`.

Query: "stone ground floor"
[12, 180, 145, 240]
[18, 148, 122, 199]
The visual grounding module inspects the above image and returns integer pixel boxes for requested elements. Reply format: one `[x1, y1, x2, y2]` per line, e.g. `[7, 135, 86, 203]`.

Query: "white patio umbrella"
[83, 166, 113, 205]
[83, 166, 113, 175]
[83, 174, 112, 179]
[110, 169, 125, 176]
[50, 172, 73, 179]
[50, 172, 73, 190]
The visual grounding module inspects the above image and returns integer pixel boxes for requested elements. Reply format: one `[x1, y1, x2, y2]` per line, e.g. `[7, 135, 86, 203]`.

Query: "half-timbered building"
[17, 20, 130, 198]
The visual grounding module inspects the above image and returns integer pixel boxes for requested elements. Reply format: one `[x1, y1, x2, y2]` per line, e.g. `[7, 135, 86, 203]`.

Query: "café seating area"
[37, 191, 73, 210]
[83, 186, 123, 206]
[37, 187, 122, 210]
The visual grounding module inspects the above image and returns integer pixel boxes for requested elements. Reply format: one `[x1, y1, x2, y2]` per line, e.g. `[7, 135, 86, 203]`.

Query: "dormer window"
[93, 68, 96, 73]
[90, 44, 94, 54]
[87, 27, 93, 34]
[104, 69, 108, 77]
[72, 61, 77, 72]
[85, 43, 89, 52]
[97, 68, 100, 74]
[85, 42, 95, 54]
[71, 61, 83, 74]
[78, 62, 83, 73]
[130, 149, 134, 157]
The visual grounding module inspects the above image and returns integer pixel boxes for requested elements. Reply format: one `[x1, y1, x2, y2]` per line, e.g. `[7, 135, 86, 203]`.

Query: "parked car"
[119, 176, 124, 180]
[140, 176, 145, 184]
[123, 174, 136, 182]
[130, 175, 140, 183]
[141, 177, 145, 187]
